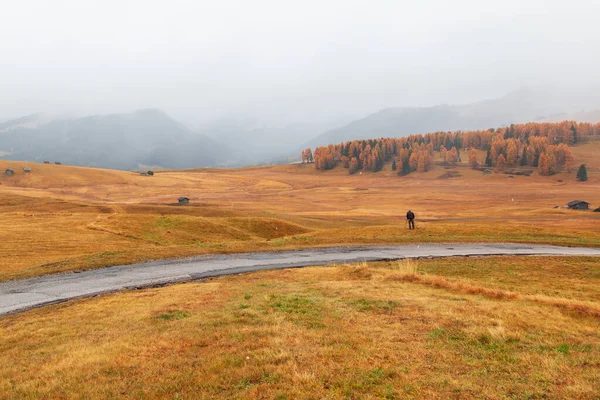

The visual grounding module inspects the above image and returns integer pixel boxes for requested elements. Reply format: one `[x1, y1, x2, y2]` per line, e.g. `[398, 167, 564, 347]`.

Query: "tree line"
[301, 121, 599, 176]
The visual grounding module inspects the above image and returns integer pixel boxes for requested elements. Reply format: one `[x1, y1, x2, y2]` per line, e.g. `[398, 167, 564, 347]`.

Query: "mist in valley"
[2, 0, 600, 169]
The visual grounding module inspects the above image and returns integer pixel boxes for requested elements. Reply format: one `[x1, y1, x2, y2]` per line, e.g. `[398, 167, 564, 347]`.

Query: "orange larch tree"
[468, 147, 479, 169]
[496, 154, 506, 172]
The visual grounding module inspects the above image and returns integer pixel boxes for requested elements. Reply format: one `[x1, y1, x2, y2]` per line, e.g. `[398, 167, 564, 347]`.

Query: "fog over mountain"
[2, 1, 600, 167]
[0, 110, 230, 170]
[306, 87, 600, 148]
[4, 86, 600, 170]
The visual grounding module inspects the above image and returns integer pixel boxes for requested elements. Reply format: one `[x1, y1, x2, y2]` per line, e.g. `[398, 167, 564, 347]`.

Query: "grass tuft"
[389, 258, 418, 275]
[388, 272, 520, 300]
[155, 310, 190, 321]
[351, 298, 399, 313]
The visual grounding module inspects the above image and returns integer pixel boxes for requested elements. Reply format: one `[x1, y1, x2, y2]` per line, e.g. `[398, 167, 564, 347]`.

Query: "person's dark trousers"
[408, 219, 415, 229]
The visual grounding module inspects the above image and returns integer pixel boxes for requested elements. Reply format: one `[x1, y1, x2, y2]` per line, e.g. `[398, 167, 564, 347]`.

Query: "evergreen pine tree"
[519, 150, 527, 166]
[402, 159, 411, 175]
[533, 151, 540, 167]
[485, 148, 492, 167]
[576, 164, 588, 181]
[391, 160, 397, 171]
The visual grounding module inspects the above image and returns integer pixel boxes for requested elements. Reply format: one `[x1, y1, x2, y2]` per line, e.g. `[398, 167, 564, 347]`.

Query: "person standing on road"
[406, 210, 415, 230]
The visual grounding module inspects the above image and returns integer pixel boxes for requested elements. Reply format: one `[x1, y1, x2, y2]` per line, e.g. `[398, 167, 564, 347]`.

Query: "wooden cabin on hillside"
[23, 167, 31, 173]
[567, 200, 589, 210]
[5, 169, 14, 176]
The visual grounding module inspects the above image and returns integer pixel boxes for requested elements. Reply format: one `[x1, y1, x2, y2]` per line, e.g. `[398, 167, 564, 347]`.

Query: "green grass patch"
[153, 216, 181, 229]
[156, 311, 190, 321]
[268, 294, 316, 315]
[556, 343, 570, 355]
[264, 293, 325, 328]
[350, 298, 400, 313]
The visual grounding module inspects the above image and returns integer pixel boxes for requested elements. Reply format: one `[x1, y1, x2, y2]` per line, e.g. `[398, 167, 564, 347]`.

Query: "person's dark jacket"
[406, 211, 415, 220]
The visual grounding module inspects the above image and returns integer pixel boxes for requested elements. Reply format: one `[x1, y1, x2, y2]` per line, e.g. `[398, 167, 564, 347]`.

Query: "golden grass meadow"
[1, 257, 600, 399]
[0, 141, 598, 281]
[0, 140, 599, 398]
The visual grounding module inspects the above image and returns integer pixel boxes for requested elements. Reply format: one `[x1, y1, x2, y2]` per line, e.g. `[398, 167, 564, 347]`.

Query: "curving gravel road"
[2, 243, 600, 317]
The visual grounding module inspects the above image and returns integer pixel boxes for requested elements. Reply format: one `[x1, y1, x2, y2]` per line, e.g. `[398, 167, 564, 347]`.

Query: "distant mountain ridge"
[0, 113, 48, 132]
[542, 109, 600, 123]
[0, 109, 230, 170]
[305, 88, 588, 148]
[5, 88, 600, 170]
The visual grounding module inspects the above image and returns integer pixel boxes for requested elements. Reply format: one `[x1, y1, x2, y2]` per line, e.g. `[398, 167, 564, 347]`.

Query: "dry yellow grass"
[570, 141, 600, 169]
[1, 145, 599, 399]
[1, 144, 599, 281]
[1, 256, 599, 399]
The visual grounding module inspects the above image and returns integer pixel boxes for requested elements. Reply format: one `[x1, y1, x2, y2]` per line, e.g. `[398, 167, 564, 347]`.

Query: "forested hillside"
[305, 121, 599, 176]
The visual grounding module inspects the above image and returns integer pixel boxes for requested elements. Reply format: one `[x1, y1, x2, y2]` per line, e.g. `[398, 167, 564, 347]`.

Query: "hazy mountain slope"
[200, 118, 344, 165]
[305, 88, 572, 148]
[0, 109, 230, 170]
[542, 109, 600, 123]
[0, 113, 48, 133]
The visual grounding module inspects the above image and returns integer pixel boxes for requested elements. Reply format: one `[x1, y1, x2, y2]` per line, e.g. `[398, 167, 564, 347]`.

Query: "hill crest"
[0, 110, 230, 170]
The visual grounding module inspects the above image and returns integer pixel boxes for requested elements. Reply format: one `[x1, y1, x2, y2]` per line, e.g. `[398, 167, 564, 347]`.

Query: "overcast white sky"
[2, 0, 600, 126]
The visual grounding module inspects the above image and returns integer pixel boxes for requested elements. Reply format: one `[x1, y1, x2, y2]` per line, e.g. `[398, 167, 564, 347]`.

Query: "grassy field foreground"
[1, 256, 599, 399]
